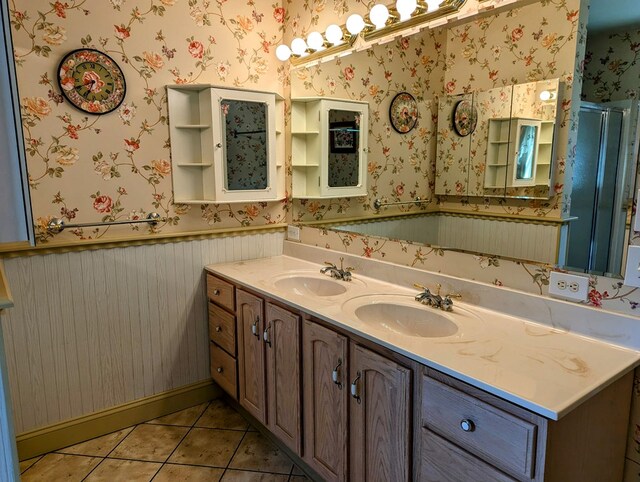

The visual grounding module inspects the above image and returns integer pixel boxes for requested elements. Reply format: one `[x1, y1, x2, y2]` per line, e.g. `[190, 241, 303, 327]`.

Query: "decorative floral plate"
[389, 92, 418, 134]
[453, 99, 477, 137]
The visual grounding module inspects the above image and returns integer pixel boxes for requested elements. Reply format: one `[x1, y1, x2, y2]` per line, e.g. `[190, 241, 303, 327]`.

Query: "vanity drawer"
[208, 302, 236, 356]
[210, 342, 237, 399]
[421, 375, 537, 480]
[420, 428, 516, 482]
[207, 274, 235, 312]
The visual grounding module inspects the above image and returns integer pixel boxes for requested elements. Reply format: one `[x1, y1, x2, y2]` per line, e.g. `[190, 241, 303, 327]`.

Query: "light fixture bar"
[290, 31, 357, 66]
[363, 0, 465, 42]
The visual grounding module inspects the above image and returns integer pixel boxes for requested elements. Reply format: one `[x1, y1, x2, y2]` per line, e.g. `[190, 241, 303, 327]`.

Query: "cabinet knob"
[216, 367, 223, 374]
[460, 419, 475, 432]
[215, 326, 222, 332]
[216, 143, 222, 148]
[212, 289, 220, 296]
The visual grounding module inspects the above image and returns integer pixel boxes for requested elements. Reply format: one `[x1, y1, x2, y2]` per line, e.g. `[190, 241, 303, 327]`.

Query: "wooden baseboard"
[16, 380, 221, 460]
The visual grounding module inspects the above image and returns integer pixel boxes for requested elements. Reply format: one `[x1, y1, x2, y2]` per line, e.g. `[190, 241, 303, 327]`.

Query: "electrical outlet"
[624, 246, 640, 287]
[548, 271, 589, 301]
[287, 225, 301, 242]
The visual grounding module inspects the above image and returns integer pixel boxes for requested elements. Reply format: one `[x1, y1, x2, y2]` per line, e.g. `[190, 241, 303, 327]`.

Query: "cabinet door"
[349, 343, 412, 482]
[265, 303, 302, 455]
[302, 320, 348, 482]
[237, 289, 266, 424]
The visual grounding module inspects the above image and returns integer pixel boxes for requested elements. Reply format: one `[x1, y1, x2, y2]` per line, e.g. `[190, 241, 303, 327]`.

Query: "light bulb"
[369, 4, 390, 29]
[275, 44, 291, 61]
[426, 0, 444, 12]
[539, 90, 551, 101]
[307, 31, 324, 51]
[325, 24, 343, 45]
[396, 0, 417, 21]
[346, 14, 366, 35]
[291, 37, 308, 56]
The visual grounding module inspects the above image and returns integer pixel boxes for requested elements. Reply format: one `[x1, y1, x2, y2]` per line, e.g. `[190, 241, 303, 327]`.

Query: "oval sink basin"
[342, 294, 473, 338]
[273, 275, 348, 297]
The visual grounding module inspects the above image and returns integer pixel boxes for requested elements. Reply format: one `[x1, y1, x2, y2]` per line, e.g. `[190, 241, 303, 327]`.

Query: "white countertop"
[206, 255, 640, 420]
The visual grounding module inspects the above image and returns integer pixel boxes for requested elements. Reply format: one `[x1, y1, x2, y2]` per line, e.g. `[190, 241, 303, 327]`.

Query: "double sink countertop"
[206, 252, 640, 421]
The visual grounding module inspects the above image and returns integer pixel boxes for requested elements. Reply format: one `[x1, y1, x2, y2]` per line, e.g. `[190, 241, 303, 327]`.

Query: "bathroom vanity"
[205, 249, 638, 481]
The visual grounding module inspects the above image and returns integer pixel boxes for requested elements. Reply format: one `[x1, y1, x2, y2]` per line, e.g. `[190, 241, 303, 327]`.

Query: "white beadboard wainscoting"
[337, 213, 559, 264]
[0, 232, 284, 434]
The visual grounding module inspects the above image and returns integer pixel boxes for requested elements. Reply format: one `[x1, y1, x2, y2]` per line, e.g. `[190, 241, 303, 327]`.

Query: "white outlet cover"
[287, 225, 301, 241]
[624, 246, 640, 287]
[548, 271, 589, 301]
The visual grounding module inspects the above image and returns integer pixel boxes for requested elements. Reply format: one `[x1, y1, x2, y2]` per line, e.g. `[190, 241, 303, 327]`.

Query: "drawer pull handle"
[332, 359, 343, 389]
[216, 367, 223, 374]
[350, 371, 361, 404]
[460, 419, 475, 432]
[215, 326, 222, 332]
[212, 289, 221, 296]
[263, 322, 272, 348]
[251, 317, 260, 339]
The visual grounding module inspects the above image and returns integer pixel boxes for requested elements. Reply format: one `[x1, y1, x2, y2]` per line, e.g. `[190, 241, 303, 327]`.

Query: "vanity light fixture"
[370, 4, 391, 29]
[275, 44, 292, 61]
[539, 90, 557, 102]
[291, 37, 308, 56]
[277, 0, 466, 66]
[346, 14, 366, 35]
[307, 31, 325, 51]
[396, 0, 418, 20]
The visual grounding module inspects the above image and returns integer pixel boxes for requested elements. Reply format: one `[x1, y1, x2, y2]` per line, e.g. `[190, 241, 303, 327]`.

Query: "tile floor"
[18, 399, 310, 481]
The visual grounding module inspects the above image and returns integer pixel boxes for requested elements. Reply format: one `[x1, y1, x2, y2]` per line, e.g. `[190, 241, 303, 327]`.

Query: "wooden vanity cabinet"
[236, 289, 267, 424]
[349, 343, 412, 482]
[416, 366, 633, 482]
[207, 274, 238, 399]
[302, 320, 349, 481]
[236, 288, 303, 455]
[302, 319, 412, 482]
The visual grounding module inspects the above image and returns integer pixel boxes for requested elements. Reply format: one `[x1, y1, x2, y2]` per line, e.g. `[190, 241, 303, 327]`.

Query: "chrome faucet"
[414, 283, 462, 311]
[321, 258, 353, 282]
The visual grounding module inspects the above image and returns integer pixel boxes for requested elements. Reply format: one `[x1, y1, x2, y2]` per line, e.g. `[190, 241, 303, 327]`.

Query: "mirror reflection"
[222, 99, 268, 191]
[328, 109, 361, 188]
[292, 0, 640, 278]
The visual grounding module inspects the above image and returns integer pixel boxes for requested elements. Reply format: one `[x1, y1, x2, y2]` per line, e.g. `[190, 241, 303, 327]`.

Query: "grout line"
[18, 455, 44, 476]
[191, 399, 213, 427]
[149, 420, 195, 481]
[104, 423, 139, 459]
[80, 456, 107, 481]
[219, 427, 248, 480]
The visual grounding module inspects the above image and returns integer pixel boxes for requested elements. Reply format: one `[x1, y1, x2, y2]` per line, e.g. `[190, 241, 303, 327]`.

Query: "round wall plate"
[389, 92, 418, 134]
[453, 99, 478, 137]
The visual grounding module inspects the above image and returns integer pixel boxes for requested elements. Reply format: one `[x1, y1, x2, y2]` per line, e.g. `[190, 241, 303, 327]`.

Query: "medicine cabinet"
[291, 97, 368, 199]
[167, 85, 284, 204]
[435, 78, 561, 199]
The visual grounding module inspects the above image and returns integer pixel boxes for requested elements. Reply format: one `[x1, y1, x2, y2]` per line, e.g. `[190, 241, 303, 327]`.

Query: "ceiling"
[588, 0, 640, 33]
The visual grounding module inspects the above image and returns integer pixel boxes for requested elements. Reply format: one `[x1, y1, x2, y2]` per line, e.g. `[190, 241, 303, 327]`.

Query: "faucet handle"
[413, 283, 427, 291]
[445, 292, 462, 299]
[324, 261, 337, 267]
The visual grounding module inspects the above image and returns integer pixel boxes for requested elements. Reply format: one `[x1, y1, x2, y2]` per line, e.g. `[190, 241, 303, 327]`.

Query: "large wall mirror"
[290, 0, 640, 279]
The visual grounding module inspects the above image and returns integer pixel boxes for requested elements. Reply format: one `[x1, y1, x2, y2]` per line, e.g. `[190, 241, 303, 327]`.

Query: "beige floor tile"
[221, 470, 289, 481]
[228, 432, 293, 475]
[290, 476, 309, 481]
[85, 458, 161, 481]
[21, 453, 101, 481]
[153, 463, 224, 481]
[19, 456, 42, 474]
[168, 427, 244, 467]
[195, 399, 249, 431]
[109, 424, 189, 462]
[57, 426, 134, 457]
[147, 402, 209, 427]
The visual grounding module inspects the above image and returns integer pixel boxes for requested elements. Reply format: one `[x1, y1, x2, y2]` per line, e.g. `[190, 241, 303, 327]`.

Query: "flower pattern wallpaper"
[583, 27, 640, 103]
[10, 0, 289, 243]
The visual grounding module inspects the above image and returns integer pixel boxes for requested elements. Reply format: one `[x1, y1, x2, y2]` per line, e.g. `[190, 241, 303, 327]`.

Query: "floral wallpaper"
[10, 0, 289, 243]
[583, 27, 640, 103]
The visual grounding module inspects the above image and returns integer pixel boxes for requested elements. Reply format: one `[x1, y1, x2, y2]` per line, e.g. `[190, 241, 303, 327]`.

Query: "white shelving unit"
[167, 84, 284, 204]
[485, 117, 555, 189]
[291, 97, 368, 199]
